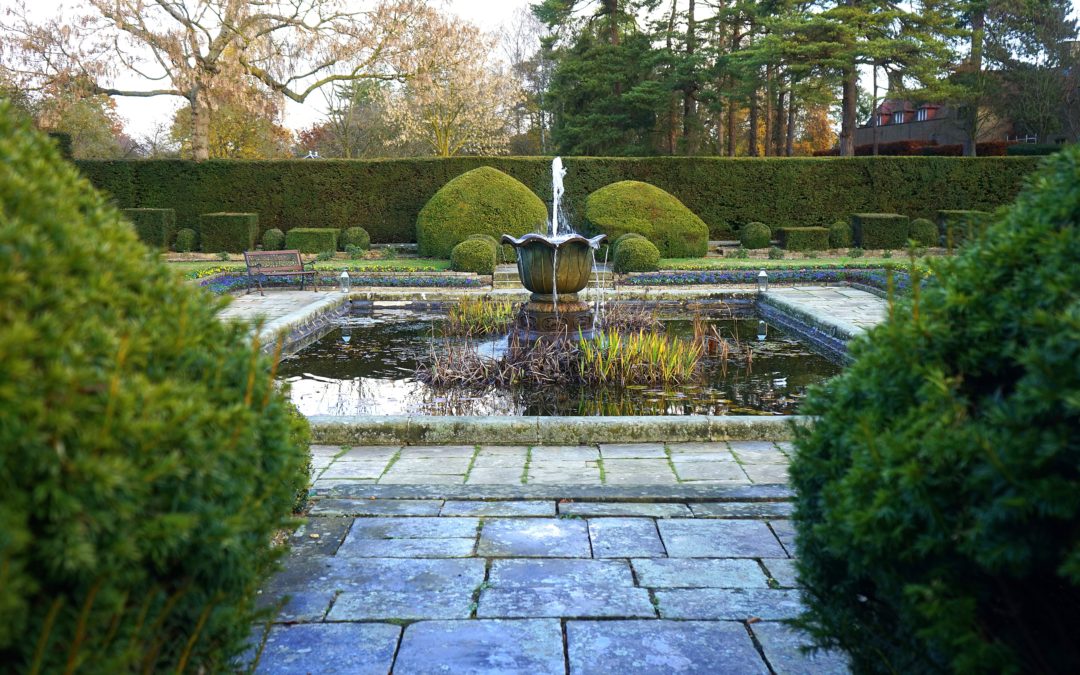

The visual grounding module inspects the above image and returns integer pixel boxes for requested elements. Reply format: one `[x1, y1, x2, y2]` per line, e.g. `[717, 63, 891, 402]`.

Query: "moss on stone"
[584, 181, 709, 258]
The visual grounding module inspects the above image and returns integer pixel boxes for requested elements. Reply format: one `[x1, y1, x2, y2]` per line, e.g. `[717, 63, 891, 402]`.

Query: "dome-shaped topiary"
[417, 167, 548, 259]
[0, 101, 309, 671]
[739, 222, 771, 249]
[791, 146, 1080, 673]
[908, 217, 938, 247]
[612, 232, 647, 251]
[450, 238, 497, 275]
[340, 226, 371, 251]
[584, 181, 709, 258]
[262, 227, 285, 250]
[828, 220, 853, 249]
[174, 227, 199, 252]
[467, 233, 514, 263]
[613, 237, 661, 273]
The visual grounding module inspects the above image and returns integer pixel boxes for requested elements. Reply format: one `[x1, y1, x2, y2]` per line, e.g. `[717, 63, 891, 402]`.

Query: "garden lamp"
[341, 323, 351, 344]
[339, 270, 351, 293]
[757, 270, 768, 293]
[757, 320, 768, 342]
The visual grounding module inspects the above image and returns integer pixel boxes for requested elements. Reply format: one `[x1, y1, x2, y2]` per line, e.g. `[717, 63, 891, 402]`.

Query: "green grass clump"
[613, 237, 660, 273]
[791, 146, 1080, 673]
[445, 298, 517, 336]
[450, 239, 497, 275]
[578, 330, 702, 385]
[0, 101, 308, 672]
[739, 222, 771, 249]
[417, 167, 547, 259]
[584, 180, 709, 258]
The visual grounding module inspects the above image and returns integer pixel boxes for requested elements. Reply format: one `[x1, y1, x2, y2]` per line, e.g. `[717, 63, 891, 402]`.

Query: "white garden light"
[339, 270, 351, 293]
[757, 269, 769, 293]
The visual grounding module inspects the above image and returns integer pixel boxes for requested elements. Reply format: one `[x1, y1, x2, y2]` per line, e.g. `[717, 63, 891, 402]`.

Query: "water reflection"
[277, 307, 842, 417]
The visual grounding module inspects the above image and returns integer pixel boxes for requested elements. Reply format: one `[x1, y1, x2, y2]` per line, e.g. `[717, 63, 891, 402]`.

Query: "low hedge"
[198, 212, 257, 253]
[740, 222, 772, 249]
[121, 208, 176, 249]
[909, 217, 938, 247]
[938, 209, 993, 249]
[828, 220, 853, 248]
[1006, 143, 1064, 156]
[613, 237, 661, 273]
[174, 228, 198, 252]
[450, 239, 496, 275]
[75, 157, 1038, 243]
[285, 227, 339, 253]
[852, 213, 910, 249]
[777, 226, 829, 251]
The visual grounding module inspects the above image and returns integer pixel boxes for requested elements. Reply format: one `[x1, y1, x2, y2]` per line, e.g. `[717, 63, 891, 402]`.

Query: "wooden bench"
[243, 250, 319, 295]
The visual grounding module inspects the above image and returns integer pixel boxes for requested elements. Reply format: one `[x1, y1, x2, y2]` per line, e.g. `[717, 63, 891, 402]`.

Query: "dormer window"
[879, 114, 890, 126]
[916, 108, 928, 122]
[893, 111, 905, 124]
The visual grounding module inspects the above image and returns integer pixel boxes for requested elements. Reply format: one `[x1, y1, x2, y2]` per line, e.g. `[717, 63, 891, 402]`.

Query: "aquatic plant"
[445, 298, 518, 336]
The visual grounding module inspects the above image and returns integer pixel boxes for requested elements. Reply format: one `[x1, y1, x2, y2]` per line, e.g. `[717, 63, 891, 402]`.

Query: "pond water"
[278, 303, 842, 417]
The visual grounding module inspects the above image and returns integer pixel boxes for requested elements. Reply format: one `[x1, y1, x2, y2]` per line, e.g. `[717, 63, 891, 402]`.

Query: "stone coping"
[309, 414, 806, 445]
[315, 483, 794, 501]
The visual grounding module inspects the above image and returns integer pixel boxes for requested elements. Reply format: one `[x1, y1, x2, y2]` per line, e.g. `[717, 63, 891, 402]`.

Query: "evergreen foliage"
[852, 213, 910, 249]
[740, 222, 772, 249]
[339, 227, 370, 251]
[613, 236, 661, 273]
[778, 227, 829, 251]
[285, 228, 339, 254]
[791, 146, 1080, 673]
[828, 220, 854, 248]
[938, 209, 993, 248]
[584, 180, 709, 258]
[450, 238, 497, 275]
[0, 101, 308, 671]
[121, 208, 176, 250]
[261, 228, 285, 250]
[416, 167, 548, 259]
[76, 157, 1037, 243]
[909, 217, 939, 247]
[174, 228, 198, 252]
[198, 212, 258, 253]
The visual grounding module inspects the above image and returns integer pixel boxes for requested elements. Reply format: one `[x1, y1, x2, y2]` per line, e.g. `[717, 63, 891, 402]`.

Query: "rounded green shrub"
[613, 237, 661, 273]
[467, 233, 513, 263]
[790, 146, 1080, 673]
[262, 227, 285, 250]
[0, 102, 308, 671]
[828, 220, 853, 248]
[613, 232, 647, 250]
[739, 222, 771, 249]
[584, 181, 709, 258]
[417, 167, 548, 259]
[450, 238, 497, 275]
[174, 227, 198, 252]
[909, 217, 938, 247]
[340, 226, 371, 251]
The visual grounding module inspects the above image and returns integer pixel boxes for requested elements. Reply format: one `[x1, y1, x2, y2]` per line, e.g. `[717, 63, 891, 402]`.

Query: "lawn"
[659, 255, 934, 270]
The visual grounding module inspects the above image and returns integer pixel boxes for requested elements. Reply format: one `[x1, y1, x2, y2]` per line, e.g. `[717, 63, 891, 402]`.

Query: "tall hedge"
[0, 101, 307, 671]
[74, 157, 1038, 244]
[790, 146, 1080, 673]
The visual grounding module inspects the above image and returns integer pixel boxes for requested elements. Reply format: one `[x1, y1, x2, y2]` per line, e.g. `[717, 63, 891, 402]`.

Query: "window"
[879, 114, 890, 126]
[916, 108, 928, 122]
[893, 111, 905, 124]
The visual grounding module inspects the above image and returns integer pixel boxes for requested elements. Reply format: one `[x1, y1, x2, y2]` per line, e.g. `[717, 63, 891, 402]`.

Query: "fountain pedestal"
[514, 295, 595, 342]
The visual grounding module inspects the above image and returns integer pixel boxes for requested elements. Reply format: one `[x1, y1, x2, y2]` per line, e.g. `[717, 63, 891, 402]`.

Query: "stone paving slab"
[311, 499, 443, 517]
[440, 500, 555, 517]
[588, 518, 666, 558]
[394, 620, 565, 675]
[658, 519, 789, 558]
[631, 558, 768, 589]
[656, 588, 804, 620]
[771, 519, 798, 555]
[558, 502, 693, 518]
[337, 517, 479, 558]
[477, 518, 591, 558]
[598, 443, 667, 458]
[249, 622, 400, 675]
[322, 483, 795, 501]
[566, 620, 768, 675]
[763, 557, 800, 588]
[689, 501, 794, 519]
[328, 590, 476, 621]
[751, 622, 851, 674]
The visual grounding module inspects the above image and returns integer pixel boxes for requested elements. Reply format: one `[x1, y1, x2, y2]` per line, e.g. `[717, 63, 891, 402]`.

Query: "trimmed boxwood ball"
[613, 237, 661, 273]
[466, 233, 514, 263]
[908, 217, 938, 247]
[174, 227, 198, 252]
[417, 167, 548, 259]
[584, 181, 709, 258]
[828, 220, 853, 248]
[790, 146, 1080, 673]
[262, 227, 285, 250]
[739, 222, 771, 249]
[340, 226, 371, 251]
[0, 102, 309, 671]
[450, 238, 497, 275]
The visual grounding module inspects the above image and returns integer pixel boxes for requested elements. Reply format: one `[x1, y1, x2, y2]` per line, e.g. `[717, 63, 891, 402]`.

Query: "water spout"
[551, 157, 566, 238]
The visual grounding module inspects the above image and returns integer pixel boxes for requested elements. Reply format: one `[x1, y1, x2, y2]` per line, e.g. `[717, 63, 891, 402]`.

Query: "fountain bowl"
[501, 233, 606, 299]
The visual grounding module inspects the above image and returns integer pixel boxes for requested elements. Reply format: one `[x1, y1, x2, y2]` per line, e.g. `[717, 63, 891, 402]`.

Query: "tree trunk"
[774, 76, 787, 156]
[871, 64, 880, 156]
[786, 83, 796, 156]
[191, 89, 211, 162]
[748, 87, 760, 157]
[839, 63, 857, 156]
[964, 8, 985, 157]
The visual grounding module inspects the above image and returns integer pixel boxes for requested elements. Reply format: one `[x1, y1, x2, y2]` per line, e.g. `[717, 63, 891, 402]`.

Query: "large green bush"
[285, 227, 339, 253]
[121, 208, 176, 250]
[467, 233, 514, 263]
[198, 212, 258, 252]
[450, 238, 497, 275]
[777, 226, 829, 251]
[852, 213, 910, 249]
[739, 222, 771, 249]
[613, 237, 661, 273]
[938, 209, 993, 249]
[790, 146, 1080, 673]
[828, 220, 853, 248]
[339, 226, 370, 251]
[0, 102, 307, 671]
[416, 167, 547, 259]
[262, 227, 285, 250]
[76, 157, 1037, 243]
[584, 180, 709, 258]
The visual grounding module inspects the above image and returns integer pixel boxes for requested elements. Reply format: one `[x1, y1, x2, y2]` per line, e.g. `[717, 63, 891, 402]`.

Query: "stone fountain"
[502, 158, 605, 341]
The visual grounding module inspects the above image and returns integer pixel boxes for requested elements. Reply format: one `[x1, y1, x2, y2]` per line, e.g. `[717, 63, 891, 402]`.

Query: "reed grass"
[444, 298, 517, 336]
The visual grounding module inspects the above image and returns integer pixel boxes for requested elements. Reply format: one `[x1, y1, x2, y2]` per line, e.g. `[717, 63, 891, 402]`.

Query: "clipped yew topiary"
[909, 217, 938, 247]
[199, 212, 258, 252]
[0, 102, 308, 672]
[585, 181, 709, 258]
[739, 222, 771, 249]
[286, 227, 339, 254]
[777, 226, 829, 252]
[262, 227, 285, 250]
[613, 237, 661, 273]
[938, 209, 993, 249]
[450, 238, 496, 275]
[828, 220, 853, 248]
[340, 226, 371, 251]
[467, 233, 514, 263]
[417, 167, 548, 259]
[791, 146, 1080, 673]
[174, 227, 198, 252]
[852, 213, 910, 249]
[122, 208, 176, 250]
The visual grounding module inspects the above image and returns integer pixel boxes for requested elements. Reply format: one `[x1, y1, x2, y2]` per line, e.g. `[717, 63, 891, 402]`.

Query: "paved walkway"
[244, 442, 850, 674]
[764, 287, 887, 336]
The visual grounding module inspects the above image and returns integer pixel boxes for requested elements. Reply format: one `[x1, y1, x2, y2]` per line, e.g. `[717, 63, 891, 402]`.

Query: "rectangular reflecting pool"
[278, 302, 842, 417]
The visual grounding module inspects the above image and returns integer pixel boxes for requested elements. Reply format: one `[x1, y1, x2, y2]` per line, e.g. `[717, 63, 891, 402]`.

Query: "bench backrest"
[244, 250, 305, 273]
